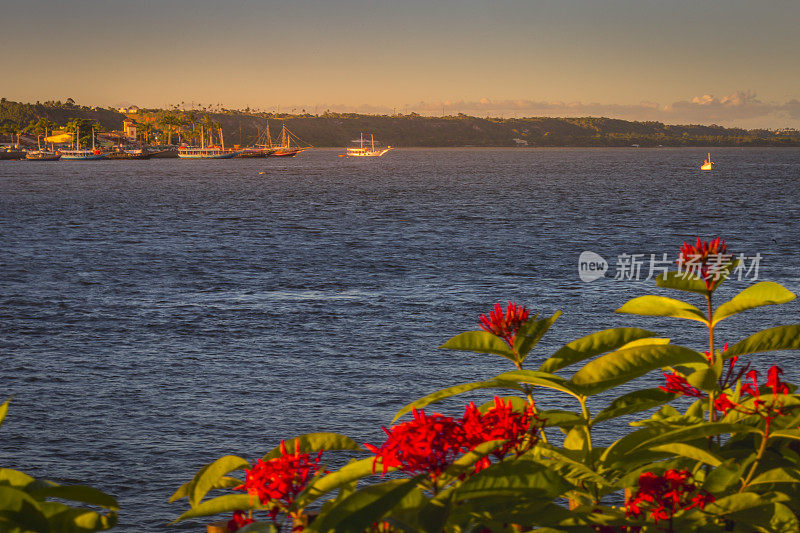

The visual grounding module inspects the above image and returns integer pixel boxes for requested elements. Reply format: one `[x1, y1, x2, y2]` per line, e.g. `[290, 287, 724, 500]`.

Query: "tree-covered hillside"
[1, 98, 798, 147]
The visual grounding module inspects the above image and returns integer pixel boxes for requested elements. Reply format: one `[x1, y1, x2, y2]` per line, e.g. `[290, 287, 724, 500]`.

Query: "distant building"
[118, 105, 140, 114]
[123, 118, 138, 140]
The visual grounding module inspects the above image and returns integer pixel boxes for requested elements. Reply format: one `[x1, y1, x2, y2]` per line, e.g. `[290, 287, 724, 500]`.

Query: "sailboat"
[701, 153, 715, 171]
[267, 124, 308, 157]
[26, 133, 60, 161]
[345, 133, 392, 157]
[61, 126, 107, 160]
[178, 123, 242, 159]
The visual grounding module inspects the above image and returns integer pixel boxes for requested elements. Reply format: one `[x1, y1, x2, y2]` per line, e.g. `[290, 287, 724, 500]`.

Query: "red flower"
[677, 237, 730, 291]
[461, 397, 539, 465]
[479, 302, 530, 347]
[659, 372, 705, 398]
[626, 470, 714, 524]
[227, 510, 254, 532]
[235, 440, 324, 522]
[364, 408, 467, 482]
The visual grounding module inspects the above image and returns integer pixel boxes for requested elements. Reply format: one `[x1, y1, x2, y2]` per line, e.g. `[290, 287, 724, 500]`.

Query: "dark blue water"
[1, 148, 798, 530]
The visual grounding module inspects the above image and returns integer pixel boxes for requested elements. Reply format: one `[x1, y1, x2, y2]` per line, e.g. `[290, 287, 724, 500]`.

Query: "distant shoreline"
[2, 98, 799, 148]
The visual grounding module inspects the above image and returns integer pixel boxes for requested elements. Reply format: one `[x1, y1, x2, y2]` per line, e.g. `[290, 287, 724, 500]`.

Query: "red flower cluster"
[716, 367, 792, 431]
[462, 397, 537, 462]
[659, 372, 705, 398]
[677, 237, 730, 290]
[626, 470, 715, 524]
[227, 510, 254, 532]
[235, 440, 324, 522]
[661, 364, 791, 428]
[365, 398, 539, 484]
[364, 408, 467, 479]
[479, 302, 530, 347]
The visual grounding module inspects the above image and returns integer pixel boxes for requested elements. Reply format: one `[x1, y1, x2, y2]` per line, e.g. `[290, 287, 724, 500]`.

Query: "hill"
[1, 98, 798, 147]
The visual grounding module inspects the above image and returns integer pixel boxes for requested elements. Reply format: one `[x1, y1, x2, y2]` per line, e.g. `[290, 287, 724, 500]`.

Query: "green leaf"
[263, 432, 363, 460]
[311, 477, 426, 533]
[238, 523, 278, 533]
[296, 457, 377, 508]
[616, 295, 708, 323]
[591, 388, 677, 425]
[727, 502, 799, 533]
[702, 462, 744, 493]
[656, 271, 710, 295]
[703, 491, 789, 516]
[392, 379, 523, 422]
[0, 397, 10, 429]
[724, 325, 800, 359]
[439, 331, 515, 362]
[568, 345, 706, 396]
[186, 455, 250, 507]
[0, 486, 50, 532]
[29, 485, 119, 510]
[712, 281, 796, 325]
[684, 356, 721, 392]
[451, 457, 567, 502]
[749, 467, 800, 486]
[628, 423, 761, 455]
[514, 311, 562, 364]
[172, 494, 257, 523]
[0, 468, 35, 489]
[647, 443, 722, 467]
[540, 410, 585, 429]
[495, 370, 583, 399]
[538, 327, 657, 373]
[770, 429, 800, 442]
[40, 504, 118, 532]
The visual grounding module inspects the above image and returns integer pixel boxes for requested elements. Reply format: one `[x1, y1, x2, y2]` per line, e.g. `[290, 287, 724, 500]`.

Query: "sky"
[1, 0, 799, 128]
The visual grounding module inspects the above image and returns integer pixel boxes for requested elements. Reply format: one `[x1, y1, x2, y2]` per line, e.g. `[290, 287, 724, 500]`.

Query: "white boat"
[178, 123, 241, 159]
[345, 133, 392, 157]
[701, 153, 715, 171]
[61, 126, 107, 160]
[178, 147, 241, 159]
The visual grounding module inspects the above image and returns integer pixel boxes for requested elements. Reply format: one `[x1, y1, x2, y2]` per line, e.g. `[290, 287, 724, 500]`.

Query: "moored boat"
[346, 133, 392, 157]
[61, 126, 108, 160]
[178, 123, 241, 159]
[265, 124, 309, 157]
[26, 150, 61, 161]
[177, 146, 241, 159]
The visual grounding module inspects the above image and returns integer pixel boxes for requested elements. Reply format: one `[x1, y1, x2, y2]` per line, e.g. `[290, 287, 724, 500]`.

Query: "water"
[1, 148, 798, 530]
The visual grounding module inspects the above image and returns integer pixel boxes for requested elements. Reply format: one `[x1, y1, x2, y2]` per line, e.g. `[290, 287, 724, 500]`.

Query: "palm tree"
[158, 113, 183, 145]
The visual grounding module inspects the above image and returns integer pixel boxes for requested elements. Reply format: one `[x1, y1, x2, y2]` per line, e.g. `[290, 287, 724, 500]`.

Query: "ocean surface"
[1, 148, 799, 530]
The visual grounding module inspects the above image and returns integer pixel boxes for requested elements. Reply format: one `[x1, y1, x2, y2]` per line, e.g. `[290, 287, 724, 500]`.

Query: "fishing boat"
[25, 134, 60, 160]
[178, 146, 240, 159]
[178, 123, 241, 159]
[61, 126, 108, 160]
[701, 153, 715, 171]
[345, 133, 392, 157]
[266, 124, 308, 157]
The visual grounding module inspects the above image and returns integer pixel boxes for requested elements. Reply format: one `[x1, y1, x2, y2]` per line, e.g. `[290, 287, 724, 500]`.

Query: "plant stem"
[739, 427, 770, 492]
[706, 292, 717, 423]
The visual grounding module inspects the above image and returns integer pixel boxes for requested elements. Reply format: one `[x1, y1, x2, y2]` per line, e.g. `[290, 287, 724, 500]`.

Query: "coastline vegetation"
[168, 237, 800, 532]
[2, 98, 799, 148]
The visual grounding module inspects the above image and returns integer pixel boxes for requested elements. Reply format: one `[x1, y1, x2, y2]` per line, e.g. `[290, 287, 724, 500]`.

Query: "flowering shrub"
[626, 470, 715, 525]
[171, 237, 800, 533]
